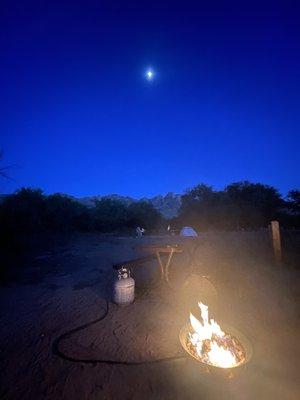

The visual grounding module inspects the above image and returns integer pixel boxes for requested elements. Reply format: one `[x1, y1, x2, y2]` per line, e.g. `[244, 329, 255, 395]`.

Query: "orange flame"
[189, 302, 238, 368]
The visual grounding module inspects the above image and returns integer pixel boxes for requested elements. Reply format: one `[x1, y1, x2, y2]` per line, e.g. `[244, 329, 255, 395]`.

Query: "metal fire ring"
[179, 322, 253, 370]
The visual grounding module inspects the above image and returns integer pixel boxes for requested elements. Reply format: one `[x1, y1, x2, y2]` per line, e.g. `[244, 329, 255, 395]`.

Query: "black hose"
[52, 298, 186, 366]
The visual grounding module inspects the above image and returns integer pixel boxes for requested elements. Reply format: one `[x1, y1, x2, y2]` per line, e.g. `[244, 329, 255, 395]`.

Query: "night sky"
[1, 0, 299, 198]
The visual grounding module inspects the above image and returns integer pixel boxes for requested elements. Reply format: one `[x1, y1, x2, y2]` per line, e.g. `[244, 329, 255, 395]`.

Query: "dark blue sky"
[1, 0, 299, 197]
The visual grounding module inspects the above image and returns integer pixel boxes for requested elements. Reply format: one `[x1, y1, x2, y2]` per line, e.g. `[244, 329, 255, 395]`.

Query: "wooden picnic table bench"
[136, 244, 183, 253]
[113, 254, 157, 270]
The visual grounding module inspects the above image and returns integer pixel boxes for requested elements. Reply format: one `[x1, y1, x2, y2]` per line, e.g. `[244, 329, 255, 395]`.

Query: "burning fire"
[187, 302, 245, 368]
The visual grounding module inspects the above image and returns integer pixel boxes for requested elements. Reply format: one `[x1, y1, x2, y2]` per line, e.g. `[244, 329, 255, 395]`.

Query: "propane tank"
[113, 267, 135, 306]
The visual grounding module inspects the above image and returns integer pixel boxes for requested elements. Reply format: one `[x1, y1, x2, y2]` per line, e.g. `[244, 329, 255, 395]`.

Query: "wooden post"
[270, 220, 282, 266]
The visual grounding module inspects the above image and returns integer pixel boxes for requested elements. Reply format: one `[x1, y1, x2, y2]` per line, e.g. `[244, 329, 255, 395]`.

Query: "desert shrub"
[276, 211, 300, 229]
[178, 181, 288, 230]
[127, 201, 162, 230]
[93, 198, 129, 232]
[44, 193, 92, 231]
[178, 184, 238, 230]
[0, 189, 92, 235]
[0, 188, 46, 234]
[0, 188, 164, 238]
[0, 188, 47, 277]
[286, 190, 300, 213]
[225, 181, 283, 227]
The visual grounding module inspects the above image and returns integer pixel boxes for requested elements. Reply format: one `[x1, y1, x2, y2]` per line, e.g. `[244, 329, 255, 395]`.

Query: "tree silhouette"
[287, 190, 300, 212]
[177, 181, 285, 230]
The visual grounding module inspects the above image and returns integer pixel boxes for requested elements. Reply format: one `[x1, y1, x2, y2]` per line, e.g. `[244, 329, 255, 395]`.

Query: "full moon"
[146, 69, 154, 80]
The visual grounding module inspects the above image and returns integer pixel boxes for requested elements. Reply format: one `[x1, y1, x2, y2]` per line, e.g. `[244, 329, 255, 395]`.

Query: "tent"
[180, 226, 198, 237]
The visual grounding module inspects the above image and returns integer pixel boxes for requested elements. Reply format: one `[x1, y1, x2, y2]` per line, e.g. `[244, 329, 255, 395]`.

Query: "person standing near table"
[136, 226, 145, 238]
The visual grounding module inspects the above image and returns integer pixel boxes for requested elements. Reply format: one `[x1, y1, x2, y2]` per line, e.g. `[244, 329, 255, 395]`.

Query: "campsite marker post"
[270, 220, 282, 266]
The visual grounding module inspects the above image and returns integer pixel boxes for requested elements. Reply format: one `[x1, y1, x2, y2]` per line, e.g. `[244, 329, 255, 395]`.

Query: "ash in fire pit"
[180, 302, 252, 369]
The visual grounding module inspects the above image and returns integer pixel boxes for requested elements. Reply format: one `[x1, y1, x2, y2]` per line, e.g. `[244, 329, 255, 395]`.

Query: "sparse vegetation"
[173, 181, 299, 231]
[0, 182, 299, 278]
[0, 182, 299, 241]
[0, 188, 164, 236]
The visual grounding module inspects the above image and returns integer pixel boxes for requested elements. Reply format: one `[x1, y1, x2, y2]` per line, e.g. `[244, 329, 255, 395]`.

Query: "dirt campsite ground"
[0, 231, 299, 400]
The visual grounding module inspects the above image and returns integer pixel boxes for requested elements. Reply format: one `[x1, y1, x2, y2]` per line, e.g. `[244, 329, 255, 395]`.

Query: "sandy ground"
[0, 232, 299, 400]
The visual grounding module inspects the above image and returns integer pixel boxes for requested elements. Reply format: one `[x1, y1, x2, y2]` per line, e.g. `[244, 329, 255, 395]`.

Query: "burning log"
[185, 332, 246, 368]
[180, 302, 252, 370]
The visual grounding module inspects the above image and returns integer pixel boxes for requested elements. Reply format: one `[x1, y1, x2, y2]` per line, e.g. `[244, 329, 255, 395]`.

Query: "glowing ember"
[187, 302, 245, 368]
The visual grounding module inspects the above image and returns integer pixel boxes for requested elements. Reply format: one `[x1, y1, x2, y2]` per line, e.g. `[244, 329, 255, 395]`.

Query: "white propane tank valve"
[113, 267, 135, 306]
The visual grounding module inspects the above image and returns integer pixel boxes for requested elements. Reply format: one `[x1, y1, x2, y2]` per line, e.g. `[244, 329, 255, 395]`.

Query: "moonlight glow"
[146, 69, 154, 80]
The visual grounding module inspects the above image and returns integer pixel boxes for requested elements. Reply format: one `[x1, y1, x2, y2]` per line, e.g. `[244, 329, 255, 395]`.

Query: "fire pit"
[179, 303, 252, 370]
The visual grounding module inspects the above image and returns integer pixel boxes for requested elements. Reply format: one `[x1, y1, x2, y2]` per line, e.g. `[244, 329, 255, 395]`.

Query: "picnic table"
[113, 242, 199, 289]
[135, 244, 188, 288]
[113, 240, 217, 304]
